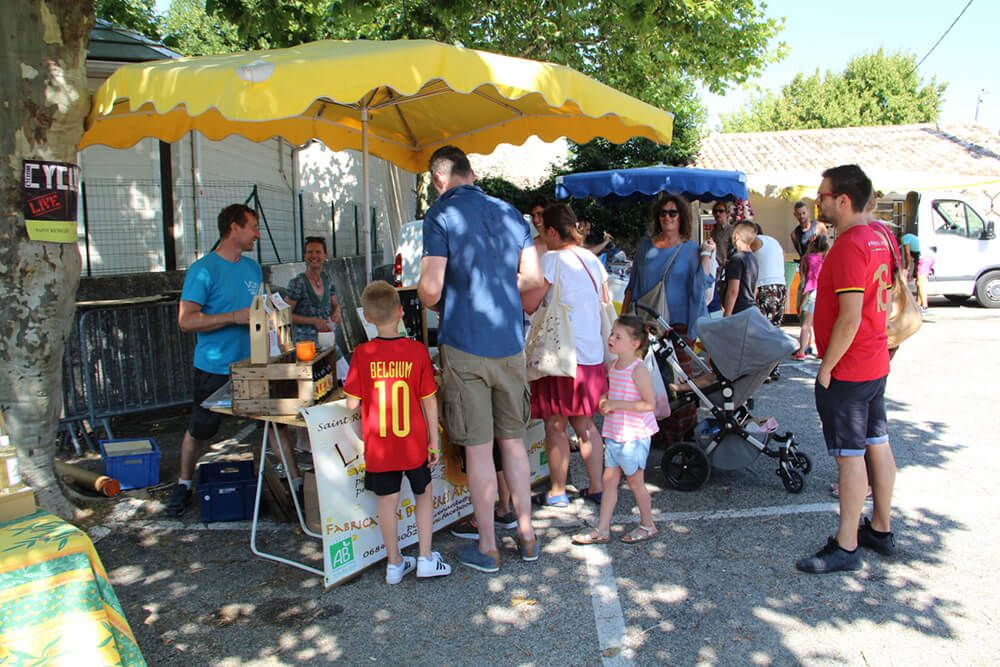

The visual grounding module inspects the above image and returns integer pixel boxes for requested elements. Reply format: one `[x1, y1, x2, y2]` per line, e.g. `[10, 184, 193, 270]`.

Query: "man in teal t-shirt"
[166, 204, 262, 516]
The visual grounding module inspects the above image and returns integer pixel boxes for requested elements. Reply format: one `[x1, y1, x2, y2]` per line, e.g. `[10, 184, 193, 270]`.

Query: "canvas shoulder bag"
[873, 225, 922, 349]
[524, 261, 577, 382]
[635, 241, 684, 325]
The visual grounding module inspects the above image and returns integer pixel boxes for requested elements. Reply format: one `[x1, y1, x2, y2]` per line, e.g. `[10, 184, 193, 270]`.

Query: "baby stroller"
[634, 304, 813, 493]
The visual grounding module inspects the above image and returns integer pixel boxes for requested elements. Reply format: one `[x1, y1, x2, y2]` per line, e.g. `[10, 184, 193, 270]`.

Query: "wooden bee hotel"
[230, 285, 338, 416]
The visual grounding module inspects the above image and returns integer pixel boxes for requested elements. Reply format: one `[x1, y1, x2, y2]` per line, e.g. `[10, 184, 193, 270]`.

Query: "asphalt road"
[92, 299, 1000, 666]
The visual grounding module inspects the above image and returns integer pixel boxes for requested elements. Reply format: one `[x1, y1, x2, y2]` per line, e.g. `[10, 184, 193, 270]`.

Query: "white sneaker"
[385, 556, 416, 585]
[416, 551, 452, 579]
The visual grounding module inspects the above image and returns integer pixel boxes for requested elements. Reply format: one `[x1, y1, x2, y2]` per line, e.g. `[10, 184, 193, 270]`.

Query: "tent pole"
[362, 108, 372, 282]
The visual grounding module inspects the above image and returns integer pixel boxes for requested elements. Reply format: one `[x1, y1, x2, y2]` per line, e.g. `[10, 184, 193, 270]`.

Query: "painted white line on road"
[614, 501, 839, 525]
[579, 543, 635, 665]
[94, 502, 840, 542]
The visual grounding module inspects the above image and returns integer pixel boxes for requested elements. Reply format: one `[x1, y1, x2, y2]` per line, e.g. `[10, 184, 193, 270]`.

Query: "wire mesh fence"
[79, 179, 384, 276]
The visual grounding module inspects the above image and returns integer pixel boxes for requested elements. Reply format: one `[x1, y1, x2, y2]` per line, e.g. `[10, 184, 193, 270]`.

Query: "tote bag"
[635, 242, 684, 326]
[873, 226, 922, 348]
[571, 249, 617, 363]
[524, 263, 577, 382]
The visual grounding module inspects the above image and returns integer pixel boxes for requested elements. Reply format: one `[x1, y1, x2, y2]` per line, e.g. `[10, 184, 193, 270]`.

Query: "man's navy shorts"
[814, 375, 889, 457]
[188, 368, 229, 441]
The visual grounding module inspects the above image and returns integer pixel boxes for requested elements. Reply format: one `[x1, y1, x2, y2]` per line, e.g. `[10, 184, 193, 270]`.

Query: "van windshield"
[931, 200, 985, 238]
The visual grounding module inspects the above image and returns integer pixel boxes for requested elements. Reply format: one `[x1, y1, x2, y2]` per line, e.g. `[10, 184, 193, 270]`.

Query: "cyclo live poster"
[302, 400, 548, 587]
[21, 159, 80, 243]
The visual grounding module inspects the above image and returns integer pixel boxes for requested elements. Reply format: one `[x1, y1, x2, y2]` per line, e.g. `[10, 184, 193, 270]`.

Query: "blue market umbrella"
[555, 166, 748, 203]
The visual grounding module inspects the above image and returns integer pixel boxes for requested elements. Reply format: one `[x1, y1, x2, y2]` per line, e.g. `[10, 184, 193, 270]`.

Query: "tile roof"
[693, 123, 1000, 179]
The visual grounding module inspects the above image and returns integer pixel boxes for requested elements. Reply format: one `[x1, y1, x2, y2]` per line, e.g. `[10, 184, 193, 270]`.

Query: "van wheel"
[975, 271, 1000, 308]
[945, 294, 969, 305]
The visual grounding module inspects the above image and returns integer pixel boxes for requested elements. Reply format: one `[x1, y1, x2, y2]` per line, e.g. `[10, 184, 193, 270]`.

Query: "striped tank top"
[602, 359, 659, 441]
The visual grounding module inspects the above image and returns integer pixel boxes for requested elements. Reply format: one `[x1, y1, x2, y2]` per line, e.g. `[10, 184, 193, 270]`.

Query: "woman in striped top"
[573, 315, 659, 545]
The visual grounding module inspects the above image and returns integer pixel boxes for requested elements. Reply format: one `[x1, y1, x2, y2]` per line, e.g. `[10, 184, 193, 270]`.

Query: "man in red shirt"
[796, 164, 898, 574]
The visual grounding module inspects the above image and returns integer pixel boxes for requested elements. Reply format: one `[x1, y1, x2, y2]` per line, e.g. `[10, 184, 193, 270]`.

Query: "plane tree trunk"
[0, 1, 95, 518]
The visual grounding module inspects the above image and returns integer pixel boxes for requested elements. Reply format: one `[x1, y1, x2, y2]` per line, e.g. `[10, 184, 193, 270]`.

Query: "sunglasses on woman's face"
[659, 209, 680, 218]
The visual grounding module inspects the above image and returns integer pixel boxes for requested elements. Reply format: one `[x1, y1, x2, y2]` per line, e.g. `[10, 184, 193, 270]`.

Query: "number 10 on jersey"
[373, 380, 411, 437]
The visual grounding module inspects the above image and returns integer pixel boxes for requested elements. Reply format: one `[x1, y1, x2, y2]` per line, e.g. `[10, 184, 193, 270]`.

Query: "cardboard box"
[0, 487, 37, 523]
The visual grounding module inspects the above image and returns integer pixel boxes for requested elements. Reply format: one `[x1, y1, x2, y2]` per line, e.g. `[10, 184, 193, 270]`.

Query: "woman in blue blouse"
[621, 194, 715, 341]
[621, 194, 716, 445]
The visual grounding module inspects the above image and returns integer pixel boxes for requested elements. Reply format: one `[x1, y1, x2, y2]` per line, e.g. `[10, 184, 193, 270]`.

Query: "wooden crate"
[231, 346, 339, 416]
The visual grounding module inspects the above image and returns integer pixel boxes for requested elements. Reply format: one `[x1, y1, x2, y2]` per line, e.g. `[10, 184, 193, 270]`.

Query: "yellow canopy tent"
[81, 39, 674, 278]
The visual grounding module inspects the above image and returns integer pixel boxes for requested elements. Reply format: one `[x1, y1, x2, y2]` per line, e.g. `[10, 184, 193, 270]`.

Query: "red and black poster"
[22, 159, 80, 243]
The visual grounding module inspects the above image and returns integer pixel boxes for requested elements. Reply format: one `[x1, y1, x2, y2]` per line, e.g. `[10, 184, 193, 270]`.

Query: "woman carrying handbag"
[522, 204, 609, 507]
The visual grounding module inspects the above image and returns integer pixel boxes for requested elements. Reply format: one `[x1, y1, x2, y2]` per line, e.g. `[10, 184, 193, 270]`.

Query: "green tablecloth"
[0, 509, 145, 665]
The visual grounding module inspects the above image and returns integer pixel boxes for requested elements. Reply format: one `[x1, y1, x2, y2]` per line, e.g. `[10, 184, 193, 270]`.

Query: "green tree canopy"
[161, 0, 242, 56]
[96, 0, 160, 36]
[204, 0, 785, 165]
[721, 49, 947, 132]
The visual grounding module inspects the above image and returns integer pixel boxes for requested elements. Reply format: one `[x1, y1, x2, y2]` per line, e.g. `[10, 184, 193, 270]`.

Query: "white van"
[880, 192, 999, 308]
[392, 219, 424, 287]
[389, 216, 541, 288]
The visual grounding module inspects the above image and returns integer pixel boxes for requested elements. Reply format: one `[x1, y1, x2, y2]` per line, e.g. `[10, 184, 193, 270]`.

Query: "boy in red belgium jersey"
[344, 281, 451, 584]
[796, 164, 898, 574]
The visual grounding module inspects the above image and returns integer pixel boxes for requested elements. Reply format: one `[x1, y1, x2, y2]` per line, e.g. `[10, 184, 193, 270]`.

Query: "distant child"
[723, 222, 759, 317]
[795, 234, 829, 359]
[572, 315, 659, 545]
[343, 281, 451, 584]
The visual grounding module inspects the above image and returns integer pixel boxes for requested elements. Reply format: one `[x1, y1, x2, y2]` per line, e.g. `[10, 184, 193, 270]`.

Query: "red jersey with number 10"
[814, 224, 891, 382]
[343, 337, 437, 473]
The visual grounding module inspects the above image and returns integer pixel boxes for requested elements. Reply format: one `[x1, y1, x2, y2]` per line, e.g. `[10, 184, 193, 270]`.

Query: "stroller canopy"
[697, 309, 797, 380]
[554, 166, 749, 203]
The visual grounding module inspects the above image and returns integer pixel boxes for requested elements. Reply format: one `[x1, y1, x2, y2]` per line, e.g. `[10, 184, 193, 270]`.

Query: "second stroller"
[635, 304, 813, 493]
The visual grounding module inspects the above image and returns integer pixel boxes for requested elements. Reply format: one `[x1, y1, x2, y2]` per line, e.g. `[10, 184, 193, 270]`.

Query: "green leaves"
[721, 49, 946, 132]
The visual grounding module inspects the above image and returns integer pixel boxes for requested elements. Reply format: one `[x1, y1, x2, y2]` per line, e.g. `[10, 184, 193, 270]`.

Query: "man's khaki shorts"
[439, 344, 530, 446]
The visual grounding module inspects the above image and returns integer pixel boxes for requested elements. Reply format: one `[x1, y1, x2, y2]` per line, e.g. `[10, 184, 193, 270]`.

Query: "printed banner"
[21, 159, 80, 243]
[302, 400, 548, 587]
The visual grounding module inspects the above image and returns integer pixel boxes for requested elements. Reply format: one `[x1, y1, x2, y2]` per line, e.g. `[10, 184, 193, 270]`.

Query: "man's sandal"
[572, 529, 610, 545]
[621, 524, 658, 544]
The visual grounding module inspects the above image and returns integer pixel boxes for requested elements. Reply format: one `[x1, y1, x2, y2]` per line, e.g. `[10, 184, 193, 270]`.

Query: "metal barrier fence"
[61, 299, 195, 453]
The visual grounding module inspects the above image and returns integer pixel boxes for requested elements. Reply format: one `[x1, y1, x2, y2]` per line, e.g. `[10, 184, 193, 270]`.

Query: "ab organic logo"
[329, 536, 355, 571]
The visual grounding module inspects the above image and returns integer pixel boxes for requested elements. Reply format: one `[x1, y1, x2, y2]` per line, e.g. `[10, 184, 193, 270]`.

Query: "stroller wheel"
[660, 442, 710, 491]
[779, 468, 805, 494]
[792, 451, 812, 474]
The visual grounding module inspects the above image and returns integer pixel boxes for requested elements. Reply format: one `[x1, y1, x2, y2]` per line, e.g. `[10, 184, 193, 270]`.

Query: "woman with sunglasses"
[621, 194, 715, 337]
[285, 236, 341, 343]
[621, 194, 715, 444]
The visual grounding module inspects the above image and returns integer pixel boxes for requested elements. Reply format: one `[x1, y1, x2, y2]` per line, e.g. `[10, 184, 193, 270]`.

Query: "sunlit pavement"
[94, 298, 1000, 665]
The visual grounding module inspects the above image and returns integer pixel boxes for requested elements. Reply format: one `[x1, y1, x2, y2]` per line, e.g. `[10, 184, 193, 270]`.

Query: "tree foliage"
[204, 0, 784, 165]
[161, 0, 243, 56]
[95, 0, 160, 36]
[721, 49, 947, 132]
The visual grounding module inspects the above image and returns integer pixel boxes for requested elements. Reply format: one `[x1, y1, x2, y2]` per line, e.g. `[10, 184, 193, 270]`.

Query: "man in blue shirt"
[418, 146, 543, 573]
[166, 204, 262, 516]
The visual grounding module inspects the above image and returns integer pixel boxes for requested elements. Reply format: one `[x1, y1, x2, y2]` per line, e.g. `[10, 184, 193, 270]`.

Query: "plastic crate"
[99, 438, 161, 490]
[196, 461, 257, 523]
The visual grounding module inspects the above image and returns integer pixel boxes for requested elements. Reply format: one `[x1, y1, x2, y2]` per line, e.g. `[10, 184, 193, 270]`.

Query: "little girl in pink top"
[573, 315, 659, 545]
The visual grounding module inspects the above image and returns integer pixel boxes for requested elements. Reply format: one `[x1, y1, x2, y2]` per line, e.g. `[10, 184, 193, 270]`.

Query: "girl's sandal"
[621, 524, 658, 544]
[572, 529, 610, 545]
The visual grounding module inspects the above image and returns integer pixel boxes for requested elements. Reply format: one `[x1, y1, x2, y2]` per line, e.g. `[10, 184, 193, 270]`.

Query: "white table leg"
[249, 421, 324, 576]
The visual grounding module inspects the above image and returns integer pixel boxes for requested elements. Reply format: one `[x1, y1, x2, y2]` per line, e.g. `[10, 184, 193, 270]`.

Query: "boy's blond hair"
[360, 280, 401, 326]
[732, 222, 758, 247]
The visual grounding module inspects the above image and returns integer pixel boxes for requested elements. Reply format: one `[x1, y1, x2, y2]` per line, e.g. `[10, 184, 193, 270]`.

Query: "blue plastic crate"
[99, 438, 161, 490]
[197, 461, 257, 523]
